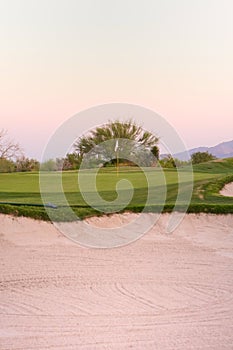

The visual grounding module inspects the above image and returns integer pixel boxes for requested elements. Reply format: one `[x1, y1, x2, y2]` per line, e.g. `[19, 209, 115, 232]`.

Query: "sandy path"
[0, 213, 233, 349]
[220, 182, 233, 197]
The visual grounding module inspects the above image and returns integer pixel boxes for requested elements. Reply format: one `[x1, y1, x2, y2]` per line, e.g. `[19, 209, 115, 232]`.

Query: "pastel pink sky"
[1, 0, 233, 160]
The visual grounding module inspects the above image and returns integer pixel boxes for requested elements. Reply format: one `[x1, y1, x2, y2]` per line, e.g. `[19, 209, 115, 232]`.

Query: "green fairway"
[0, 159, 233, 220]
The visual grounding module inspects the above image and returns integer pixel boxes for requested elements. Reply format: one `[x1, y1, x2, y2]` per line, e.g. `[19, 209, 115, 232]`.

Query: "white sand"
[1, 213, 233, 349]
[220, 182, 233, 197]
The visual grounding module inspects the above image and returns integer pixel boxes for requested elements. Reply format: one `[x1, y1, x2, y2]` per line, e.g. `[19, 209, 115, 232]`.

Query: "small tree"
[160, 155, 176, 168]
[40, 159, 57, 171]
[191, 151, 216, 164]
[65, 153, 82, 169]
[0, 129, 23, 160]
[151, 145, 159, 159]
[16, 157, 40, 172]
[0, 158, 15, 173]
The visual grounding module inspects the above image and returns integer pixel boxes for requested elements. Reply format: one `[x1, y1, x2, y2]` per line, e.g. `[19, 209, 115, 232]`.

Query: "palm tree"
[74, 120, 159, 167]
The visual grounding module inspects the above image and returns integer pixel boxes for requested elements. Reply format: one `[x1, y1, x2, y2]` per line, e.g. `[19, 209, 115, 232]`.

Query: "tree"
[65, 153, 82, 169]
[160, 155, 190, 168]
[191, 151, 216, 164]
[160, 155, 177, 168]
[0, 129, 23, 160]
[55, 157, 74, 171]
[74, 120, 159, 166]
[16, 157, 40, 172]
[151, 145, 159, 159]
[0, 158, 15, 173]
[40, 159, 57, 171]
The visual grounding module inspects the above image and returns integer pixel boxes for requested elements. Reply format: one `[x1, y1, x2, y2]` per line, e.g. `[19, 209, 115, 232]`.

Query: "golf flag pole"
[115, 139, 119, 176]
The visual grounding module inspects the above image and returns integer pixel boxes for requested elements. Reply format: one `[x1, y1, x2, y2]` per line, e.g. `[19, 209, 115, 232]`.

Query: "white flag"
[114, 139, 119, 152]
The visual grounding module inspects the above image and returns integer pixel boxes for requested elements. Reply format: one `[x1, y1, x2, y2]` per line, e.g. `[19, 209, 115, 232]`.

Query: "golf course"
[1, 158, 233, 220]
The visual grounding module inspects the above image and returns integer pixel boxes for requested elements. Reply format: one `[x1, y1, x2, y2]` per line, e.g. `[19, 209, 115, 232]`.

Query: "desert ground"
[0, 209, 233, 349]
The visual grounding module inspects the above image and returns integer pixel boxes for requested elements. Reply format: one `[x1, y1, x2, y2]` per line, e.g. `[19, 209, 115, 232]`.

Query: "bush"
[0, 158, 15, 172]
[191, 151, 216, 164]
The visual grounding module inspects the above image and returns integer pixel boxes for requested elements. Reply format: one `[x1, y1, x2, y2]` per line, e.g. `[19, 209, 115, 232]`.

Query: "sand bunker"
[220, 182, 233, 197]
[0, 213, 233, 349]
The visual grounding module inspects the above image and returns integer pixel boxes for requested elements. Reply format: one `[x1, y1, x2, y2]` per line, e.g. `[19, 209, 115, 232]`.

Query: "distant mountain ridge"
[172, 140, 233, 161]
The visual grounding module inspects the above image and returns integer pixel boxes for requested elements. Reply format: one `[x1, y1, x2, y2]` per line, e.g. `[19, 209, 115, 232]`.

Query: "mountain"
[171, 140, 233, 161]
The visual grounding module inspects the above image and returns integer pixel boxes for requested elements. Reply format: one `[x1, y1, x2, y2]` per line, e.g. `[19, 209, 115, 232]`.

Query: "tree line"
[0, 123, 216, 173]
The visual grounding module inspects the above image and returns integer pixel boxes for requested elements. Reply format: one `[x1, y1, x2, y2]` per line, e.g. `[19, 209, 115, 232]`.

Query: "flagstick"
[116, 150, 119, 177]
[115, 139, 119, 177]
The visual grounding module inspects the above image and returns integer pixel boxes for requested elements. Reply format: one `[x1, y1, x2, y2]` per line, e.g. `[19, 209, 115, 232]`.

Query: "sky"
[0, 0, 233, 160]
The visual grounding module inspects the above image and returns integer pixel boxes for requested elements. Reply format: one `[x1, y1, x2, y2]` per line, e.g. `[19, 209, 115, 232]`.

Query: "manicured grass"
[0, 159, 233, 220]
